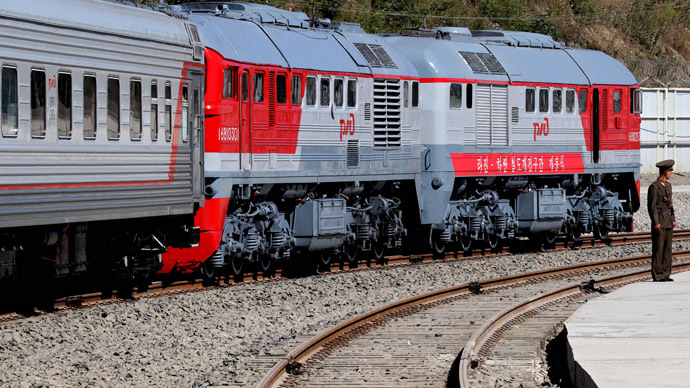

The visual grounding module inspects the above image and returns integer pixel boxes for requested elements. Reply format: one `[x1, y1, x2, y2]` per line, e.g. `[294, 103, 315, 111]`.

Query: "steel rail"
[256, 249, 690, 388]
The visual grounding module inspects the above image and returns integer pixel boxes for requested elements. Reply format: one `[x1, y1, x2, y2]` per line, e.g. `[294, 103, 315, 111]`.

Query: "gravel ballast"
[2, 177, 690, 387]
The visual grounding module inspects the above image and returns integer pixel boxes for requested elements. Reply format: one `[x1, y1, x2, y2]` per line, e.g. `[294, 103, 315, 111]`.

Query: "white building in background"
[640, 87, 690, 173]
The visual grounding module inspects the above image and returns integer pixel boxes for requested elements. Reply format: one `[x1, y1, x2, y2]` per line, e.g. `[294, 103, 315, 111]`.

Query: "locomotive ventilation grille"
[353, 43, 398, 69]
[373, 79, 402, 148]
[347, 139, 359, 168]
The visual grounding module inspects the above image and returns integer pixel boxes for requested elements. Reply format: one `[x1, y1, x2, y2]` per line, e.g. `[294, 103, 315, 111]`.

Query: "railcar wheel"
[200, 260, 217, 286]
[429, 228, 446, 260]
[373, 243, 386, 265]
[487, 233, 502, 252]
[594, 225, 609, 241]
[460, 235, 472, 254]
[570, 227, 582, 245]
[259, 254, 275, 274]
[543, 232, 557, 249]
[231, 255, 244, 276]
[344, 244, 359, 266]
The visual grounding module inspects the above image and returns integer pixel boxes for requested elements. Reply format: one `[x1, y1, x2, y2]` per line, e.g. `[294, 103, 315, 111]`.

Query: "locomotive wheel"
[487, 233, 502, 252]
[594, 225, 609, 241]
[460, 235, 472, 254]
[373, 242, 386, 265]
[429, 228, 446, 260]
[259, 254, 275, 274]
[318, 251, 334, 272]
[230, 255, 244, 276]
[543, 232, 557, 249]
[200, 260, 217, 286]
[570, 227, 582, 245]
[344, 244, 359, 266]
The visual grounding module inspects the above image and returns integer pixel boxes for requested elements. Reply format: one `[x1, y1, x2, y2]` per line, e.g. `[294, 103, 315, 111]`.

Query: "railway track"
[1, 230, 687, 325]
[256, 250, 690, 388]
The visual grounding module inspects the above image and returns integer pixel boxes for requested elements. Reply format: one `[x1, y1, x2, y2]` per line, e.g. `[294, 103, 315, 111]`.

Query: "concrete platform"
[564, 270, 690, 388]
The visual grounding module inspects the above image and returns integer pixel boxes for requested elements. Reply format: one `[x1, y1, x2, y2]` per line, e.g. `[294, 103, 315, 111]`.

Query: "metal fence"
[640, 87, 690, 173]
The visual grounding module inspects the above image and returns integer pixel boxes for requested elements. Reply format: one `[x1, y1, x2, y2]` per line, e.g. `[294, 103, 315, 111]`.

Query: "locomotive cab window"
[539, 89, 549, 113]
[241, 72, 248, 102]
[107, 78, 120, 140]
[320, 77, 330, 107]
[403, 81, 409, 108]
[83, 75, 97, 140]
[1, 66, 18, 138]
[291, 75, 302, 105]
[31, 70, 46, 138]
[334, 78, 344, 108]
[552, 89, 562, 113]
[276, 74, 287, 104]
[613, 90, 622, 113]
[58, 73, 72, 139]
[631, 88, 642, 114]
[566, 89, 575, 113]
[411, 81, 419, 108]
[306, 76, 316, 106]
[347, 79, 357, 108]
[525, 88, 535, 112]
[450, 83, 462, 109]
[130, 80, 142, 141]
[254, 73, 264, 103]
[151, 82, 158, 141]
[164, 83, 172, 142]
[181, 85, 189, 143]
[223, 68, 235, 99]
[466, 84, 473, 109]
[578, 90, 588, 113]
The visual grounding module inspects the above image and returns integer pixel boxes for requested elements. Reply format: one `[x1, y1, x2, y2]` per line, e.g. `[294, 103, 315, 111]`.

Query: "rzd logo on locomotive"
[533, 118, 549, 141]
[340, 113, 355, 141]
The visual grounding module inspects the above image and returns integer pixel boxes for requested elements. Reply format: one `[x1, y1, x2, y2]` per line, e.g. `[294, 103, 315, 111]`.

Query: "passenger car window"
[181, 84, 189, 142]
[130, 80, 142, 141]
[320, 77, 330, 106]
[334, 79, 344, 107]
[566, 89, 575, 113]
[347, 80, 357, 108]
[83, 75, 97, 140]
[539, 89, 549, 113]
[525, 88, 535, 112]
[450, 83, 462, 109]
[1, 67, 19, 137]
[613, 90, 622, 113]
[291, 75, 302, 105]
[578, 90, 588, 113]
[165, 83, 172, 142]
[107, 78, 120, 140]
[306, 76, 316, 106]
[150, 82, 158, 141]
[552, 89, 562, 113]
[58, 73, 72, 139]
[31, 70, 46, 138]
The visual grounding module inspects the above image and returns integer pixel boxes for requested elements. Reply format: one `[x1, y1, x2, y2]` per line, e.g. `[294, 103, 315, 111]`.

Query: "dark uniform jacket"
[648, 179, 675, 228]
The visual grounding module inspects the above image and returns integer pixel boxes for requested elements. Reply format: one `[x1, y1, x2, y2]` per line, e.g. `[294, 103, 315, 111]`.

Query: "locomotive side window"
[107, 78, 120, 140]
[130, 80, 142, 141]
[320, 77, 330, 107]
[631, 88, 642, 114]
[223, 68, 235, 99]
[412, 81, 419, 107]
[1, 67, 19, 138]
[306, 76, 316, 106]
[566, 89, 575, 113]
[277, 74, 287, 104]
[552, 89, 562, 113]
[334, 78, 344, 107]
[241, 72, 248, 102]
[403, 81, 409, 108]
[58, 73, 72, 139]
[181, 84, 189, 143]
[151, 82, 158, 141]
[466, 84, 473, 109]
[165, 83, 172, 142]
[539, 88, 549, 113]
[31, 70, 46, 138]
[291, 75, 302, 105]
[525, 88, 535, 112]
[254, 73, 264, 103]
[578, 90, 587, 113]
[347, 79, 357, 108]
[450, 83, 462, 109]
[613, 90, 622, 113]
[83, 75, 97, 140]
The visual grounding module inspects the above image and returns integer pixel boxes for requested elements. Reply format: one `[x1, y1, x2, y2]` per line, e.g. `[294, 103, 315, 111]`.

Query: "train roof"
[384, 29, 638, 86]
[172, 2, 418, 77]
[0, 0, 192, 46]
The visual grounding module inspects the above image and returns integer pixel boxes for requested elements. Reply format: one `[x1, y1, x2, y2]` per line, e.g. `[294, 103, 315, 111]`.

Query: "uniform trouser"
[651, 227, 673, 281]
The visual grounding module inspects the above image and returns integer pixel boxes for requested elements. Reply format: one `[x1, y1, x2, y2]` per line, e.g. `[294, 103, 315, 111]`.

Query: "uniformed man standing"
[648, 159, 676, 281]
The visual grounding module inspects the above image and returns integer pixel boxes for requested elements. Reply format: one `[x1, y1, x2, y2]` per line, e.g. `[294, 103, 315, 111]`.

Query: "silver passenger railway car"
[0, 0, 204, 293]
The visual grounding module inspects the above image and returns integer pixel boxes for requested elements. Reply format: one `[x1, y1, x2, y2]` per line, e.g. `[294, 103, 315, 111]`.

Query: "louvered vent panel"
[511, 106, 519, 123]
[477, 53, 507, 75]
[347, 139, 359, 168]
[459, 51, 486, 73]
[373, 79, 401, 148]
[476, 84, 508, 146]
[602, 89, 608, 131]
[364, 103, 372, 121]
[354, 43, 398, 69]
[269, 72, 276, 128]
[476, 85, 492, 146]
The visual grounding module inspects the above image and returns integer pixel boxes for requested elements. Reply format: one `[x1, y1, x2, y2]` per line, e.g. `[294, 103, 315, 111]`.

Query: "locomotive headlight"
[431, 177, 444, 190]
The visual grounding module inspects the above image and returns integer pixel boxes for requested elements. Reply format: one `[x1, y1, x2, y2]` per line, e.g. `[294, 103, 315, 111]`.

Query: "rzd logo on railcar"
[219, 126, 239, 142]
[340, 113, 355, 141]
[533, 118, 549, 141]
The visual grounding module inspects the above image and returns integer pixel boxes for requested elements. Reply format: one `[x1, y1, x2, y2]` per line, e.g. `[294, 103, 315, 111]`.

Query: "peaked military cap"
[656, 159, 675, 173]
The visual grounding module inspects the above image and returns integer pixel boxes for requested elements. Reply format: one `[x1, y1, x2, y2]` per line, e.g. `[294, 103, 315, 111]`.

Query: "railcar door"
[190, 70, 205, 204]
[592, 88, 600, 163]
[240, 69, 252, 170]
